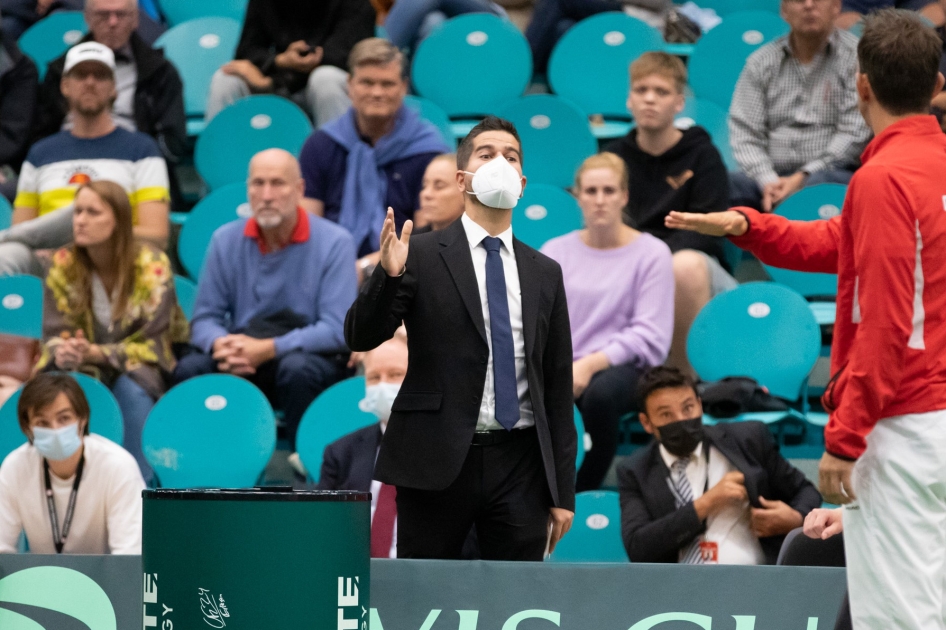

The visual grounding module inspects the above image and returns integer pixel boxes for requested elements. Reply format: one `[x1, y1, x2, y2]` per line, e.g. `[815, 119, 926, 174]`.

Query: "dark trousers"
[729, 170, 854, 210]
[575, 361, 643, 492]
[173, 349, 345, 447]
[396, 427, 552, 561]
[525, 0, 622, 74]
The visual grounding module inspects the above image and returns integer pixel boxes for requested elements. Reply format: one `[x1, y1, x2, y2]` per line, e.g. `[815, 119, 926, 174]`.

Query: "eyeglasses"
[88, 9, 135, 22]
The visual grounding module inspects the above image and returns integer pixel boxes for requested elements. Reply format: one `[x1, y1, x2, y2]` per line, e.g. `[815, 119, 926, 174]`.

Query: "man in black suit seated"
[618, 366, 821, 564]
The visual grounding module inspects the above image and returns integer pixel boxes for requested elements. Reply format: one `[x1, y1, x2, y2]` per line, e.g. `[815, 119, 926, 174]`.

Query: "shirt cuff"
[752, 170, 780, 188]
[801, 159, 827, 176]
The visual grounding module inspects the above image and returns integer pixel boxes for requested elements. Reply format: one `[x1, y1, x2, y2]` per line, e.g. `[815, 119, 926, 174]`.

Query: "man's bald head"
[249, 148, 302, 181]
[247, 149, 305, 230]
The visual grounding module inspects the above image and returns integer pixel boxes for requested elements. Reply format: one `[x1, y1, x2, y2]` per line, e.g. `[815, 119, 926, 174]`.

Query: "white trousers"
[844, 409, 946, 630]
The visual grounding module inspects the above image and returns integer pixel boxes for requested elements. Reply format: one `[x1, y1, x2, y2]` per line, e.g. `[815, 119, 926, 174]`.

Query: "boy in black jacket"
[607, 52, 734, 376]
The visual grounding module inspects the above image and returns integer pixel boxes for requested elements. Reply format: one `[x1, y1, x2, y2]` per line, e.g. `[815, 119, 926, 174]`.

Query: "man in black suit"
[618, 366, 821, 564]
[345, 116, 576, 561]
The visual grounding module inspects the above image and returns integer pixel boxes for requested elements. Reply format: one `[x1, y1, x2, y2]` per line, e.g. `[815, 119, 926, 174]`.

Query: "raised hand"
[379, 207, 412, 277]
[665, 210, 749, 237]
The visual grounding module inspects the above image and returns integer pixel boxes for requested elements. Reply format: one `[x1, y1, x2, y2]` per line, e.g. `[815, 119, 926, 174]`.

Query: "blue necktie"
[482, 236, 520, 431]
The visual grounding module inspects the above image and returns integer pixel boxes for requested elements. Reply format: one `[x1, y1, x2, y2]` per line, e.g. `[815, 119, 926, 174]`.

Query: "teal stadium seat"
[0, 372, 125, 464]
[675, 97, 736, 171]
[688, 11, 789, 109]
[512, 184, 583, 250]
[18, 12, 87, 80]
[548, 491, 628, 562]
[154, 17, 241, 133]
[194, 95, 312, 190]
[412, 14, 531, 120]
[403, 95, 455, 148]
[687, 283, 820, 428]
[296, 376, 378, 482]
[158, 0, 248, 27]
[699, 0, 782, 16]
[548, 13, 664, 139]
[498, 95, 597, 188]
[142, 374, 276, 487]
[0, 195, 11, 230]
[173, 274, 197, 320]
[177, 181, 248, 278]
[0, 275, 43, 339]
[574, 405, 586, 471]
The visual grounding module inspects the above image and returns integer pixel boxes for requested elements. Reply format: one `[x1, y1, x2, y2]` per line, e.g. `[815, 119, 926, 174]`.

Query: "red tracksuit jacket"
[730, 116, 946, 460]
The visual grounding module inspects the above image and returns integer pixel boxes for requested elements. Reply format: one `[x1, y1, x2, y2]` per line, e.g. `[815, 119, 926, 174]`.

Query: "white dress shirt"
[369, 429, 397, 559]
[460, 213, 534, 431]
[659, 442, 766, 565]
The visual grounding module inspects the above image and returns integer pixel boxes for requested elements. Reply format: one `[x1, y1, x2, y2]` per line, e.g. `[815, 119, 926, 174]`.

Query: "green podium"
[142, 488, 371, 629]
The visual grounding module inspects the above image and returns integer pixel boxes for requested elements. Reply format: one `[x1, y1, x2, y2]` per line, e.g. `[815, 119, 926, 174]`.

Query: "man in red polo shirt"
[666, 11, 946, 629]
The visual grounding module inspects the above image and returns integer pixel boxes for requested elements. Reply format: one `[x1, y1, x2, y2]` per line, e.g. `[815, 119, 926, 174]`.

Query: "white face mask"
[464, 156, 523, 210]
[32, 424, 83, 461]
[359, 382, 401, 431]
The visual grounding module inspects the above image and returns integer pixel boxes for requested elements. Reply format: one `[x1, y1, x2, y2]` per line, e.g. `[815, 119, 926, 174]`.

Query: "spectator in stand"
[34, 0, 186, 206]
[618, 367, 822, 564]
[0, 0, 84, 42]
[383, 0, 507, 53]
[413, 153, 465, 233]
[0, 24, 38, 203]
[35, 180, 187, 483]
[0, 373, 144, 554]
[729, 0, 870, 212]
[607, 52, 733, 377]
[205, 0, 375, 127]
[317, 336, 408, 557]
[299, 37, 448, 269]
[541, 153, 673, 491]
[837, 0, 944, 29]
[0, 42, 170, 277]
[175, 149, 357, 451]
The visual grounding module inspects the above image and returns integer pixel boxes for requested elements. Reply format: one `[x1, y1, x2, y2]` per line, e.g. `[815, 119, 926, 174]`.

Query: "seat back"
[142, 374, 276, 487]
[195, 95, 312, 190]
[173, 274, 198, 320]
[18, 12, 87, 80]
[549, 13, 663, 119]
[512, 184, 583, 250]
[688, 12, 789, 109]
[177, 181, 248, 278]
[296, 376, 377, 482]
[412, 14, 531, 117]
[159, 0, 248, 26]
[675, 97, 735, 170]
[0, 372, 125, 464]
[155, 17, 241, 119]
[498, 95, 597, 188]
[403, 96, 455, 148]
[700, 0, 782, 16]
[548, 491, 628, 562]
[765, 184, 845, 299]
[0, 275, 43, 340]
[687, 283, 820, 401]
[0, 195, 11, 230]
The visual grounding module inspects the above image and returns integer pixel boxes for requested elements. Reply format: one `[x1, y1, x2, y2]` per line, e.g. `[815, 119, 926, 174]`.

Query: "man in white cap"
[0, 41, 170, 276]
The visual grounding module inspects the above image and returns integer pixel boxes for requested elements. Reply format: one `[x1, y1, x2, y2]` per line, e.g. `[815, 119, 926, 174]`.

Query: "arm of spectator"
[618, 462, 706, 562]
[0, 460, 24, 553]
[801, 69, 870, 176]
[35, 261, 76, 372]
[190, 233, 235, 353]
[299, 133, 329, 217]
[105, 452, 145, 554]
[824, 169, 916, 460]
[729, 60, 779, 188]
[11, 161, 39, 224]
[0, 52, 38, 168]
[600, 242, 674, 369]
[132, 200, 169, 250]
[319, 0, 376, 69]
[131, 147, 170, 247]
[301, 197, 325, 217]
[233, 0, 279, 74]
[273, 231, 357, 356]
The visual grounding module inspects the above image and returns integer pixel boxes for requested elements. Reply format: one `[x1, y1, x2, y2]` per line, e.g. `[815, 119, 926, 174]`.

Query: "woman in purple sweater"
[542, 153, 674, 491]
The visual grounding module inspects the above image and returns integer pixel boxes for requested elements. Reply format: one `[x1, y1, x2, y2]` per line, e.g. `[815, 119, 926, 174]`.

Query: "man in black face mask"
[617, 366, 821, 565]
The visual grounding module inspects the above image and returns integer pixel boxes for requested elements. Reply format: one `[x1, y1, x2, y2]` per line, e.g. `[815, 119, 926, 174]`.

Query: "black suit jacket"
[345, 219, 577, 511]
[315, 423, 381, 491]
[617, 421, 821, 564]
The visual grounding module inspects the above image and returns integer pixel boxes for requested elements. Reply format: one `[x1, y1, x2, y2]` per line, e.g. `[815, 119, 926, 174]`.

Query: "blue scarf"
[323, 106, 449, 251]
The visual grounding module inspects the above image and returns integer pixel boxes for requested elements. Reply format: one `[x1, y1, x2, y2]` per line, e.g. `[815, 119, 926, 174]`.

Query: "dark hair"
[456, 116, 523, 170]
[18, 373, 91, 437]
[637, 366, 698, 414]
[858, 9, 943, 115]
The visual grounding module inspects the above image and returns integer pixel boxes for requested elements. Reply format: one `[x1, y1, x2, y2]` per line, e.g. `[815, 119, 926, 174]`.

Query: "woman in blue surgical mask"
[0, 372, 144, 554]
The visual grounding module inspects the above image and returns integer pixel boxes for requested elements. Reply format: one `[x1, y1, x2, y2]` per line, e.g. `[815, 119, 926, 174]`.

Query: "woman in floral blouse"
[37, 180, 188, 483]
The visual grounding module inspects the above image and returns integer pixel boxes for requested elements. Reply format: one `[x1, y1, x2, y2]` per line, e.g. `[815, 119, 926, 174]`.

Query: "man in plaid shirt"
[728, 0, 870, 212]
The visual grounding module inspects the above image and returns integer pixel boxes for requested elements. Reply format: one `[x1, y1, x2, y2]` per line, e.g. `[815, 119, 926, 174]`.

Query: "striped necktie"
[670, 457, 705, 564]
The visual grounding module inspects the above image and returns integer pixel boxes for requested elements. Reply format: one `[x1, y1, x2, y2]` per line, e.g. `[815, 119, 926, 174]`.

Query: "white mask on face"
[359, 382, 401, 432]
[32, 424, 83, 461]
[464, 156, 523, 210]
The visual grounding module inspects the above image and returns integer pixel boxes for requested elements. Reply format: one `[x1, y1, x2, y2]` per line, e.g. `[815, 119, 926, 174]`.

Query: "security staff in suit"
[618, 366, 821, 564]
[345, 116, 576, 561]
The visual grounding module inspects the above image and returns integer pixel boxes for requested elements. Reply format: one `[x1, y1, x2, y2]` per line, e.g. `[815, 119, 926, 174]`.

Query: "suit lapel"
[645, 444, 679, 516]
[705, 425, 759, 502]
[439, 221, 487, 344]
[514, 238, 540, 357]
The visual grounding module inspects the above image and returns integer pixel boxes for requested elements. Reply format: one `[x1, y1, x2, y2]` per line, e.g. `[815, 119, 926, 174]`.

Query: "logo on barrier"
[585, 514, 609, 530]
[338, 575, 368, 630]
[2, 293, 24, 310]
[604, 31, 625, 46]
[0, 566, 116, 630]
[205, 395, 228, 411]
[199, 587, 230, 628]
[144, 573, 175, 630]
[747, 302, 771, 318]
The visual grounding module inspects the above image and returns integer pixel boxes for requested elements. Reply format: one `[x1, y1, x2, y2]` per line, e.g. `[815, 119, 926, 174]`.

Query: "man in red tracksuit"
[666, 11, 946, 630]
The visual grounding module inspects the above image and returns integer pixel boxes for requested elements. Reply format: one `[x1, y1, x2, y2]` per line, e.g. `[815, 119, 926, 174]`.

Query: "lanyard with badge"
[43, 455, 85, 554]
[696, 448, 719, 564]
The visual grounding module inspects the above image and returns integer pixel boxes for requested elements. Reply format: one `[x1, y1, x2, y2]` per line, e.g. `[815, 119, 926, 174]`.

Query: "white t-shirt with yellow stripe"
[14, 128, 169, 221]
